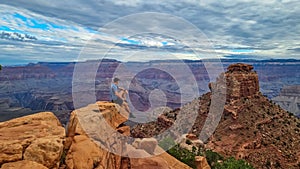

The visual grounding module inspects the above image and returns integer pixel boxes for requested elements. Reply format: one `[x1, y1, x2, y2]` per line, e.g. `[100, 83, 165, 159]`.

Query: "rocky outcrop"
[205, 64, 300, 168]
[210, 63, 259, 101]
[177, 134, 204, 152]
[131, 63, 300, 169]
[195, 156, 210, 169]
[208, 63, 259, 120]
[227, 63, 254, 73]
[64, 102, 128, 169]
[132, 138, 158, 155]
[65, 101, 192, 169]
[0, 112, 65, 169]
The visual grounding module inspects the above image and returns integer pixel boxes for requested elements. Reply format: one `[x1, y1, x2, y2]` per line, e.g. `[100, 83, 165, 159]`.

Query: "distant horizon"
[2, 57, 300, 67]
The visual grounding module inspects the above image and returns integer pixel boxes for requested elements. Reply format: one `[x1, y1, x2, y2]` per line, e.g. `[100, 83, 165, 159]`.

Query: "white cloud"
[0, 0, 299, 65]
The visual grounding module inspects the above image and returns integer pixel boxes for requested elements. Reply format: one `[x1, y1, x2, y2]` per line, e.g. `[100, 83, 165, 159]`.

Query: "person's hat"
[113, 77, 120, 82]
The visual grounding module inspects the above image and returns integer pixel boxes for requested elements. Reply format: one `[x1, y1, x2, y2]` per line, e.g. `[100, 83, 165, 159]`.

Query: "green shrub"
[167, 144, 202, 169]
[205, 149, 224, 167]
[158, 136, 176, 150]
[186, 139, 192, 145]
[168, 144, 197, 168]
[214, 157, 254, 169]
[165, 144, 254, 169]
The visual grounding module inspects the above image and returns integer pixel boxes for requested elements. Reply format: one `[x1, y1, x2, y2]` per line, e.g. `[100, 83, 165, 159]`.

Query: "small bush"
[266, 160, 271, 167]
[274, 161, 281, 168]
[214, 157, 254, 169]
[186, 139, 192, 145]
[205, 149, 224, 167]
[166, 145, 254, 169]
[158, 136, 176, 150]
[167, 144, 199, 168]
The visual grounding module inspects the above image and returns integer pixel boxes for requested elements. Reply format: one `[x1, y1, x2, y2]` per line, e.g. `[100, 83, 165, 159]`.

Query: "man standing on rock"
[110, 77, 132, 116]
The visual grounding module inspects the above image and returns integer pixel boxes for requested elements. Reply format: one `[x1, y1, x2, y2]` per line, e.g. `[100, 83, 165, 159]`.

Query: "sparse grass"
[167, 144, 201, 168]
[214, 157, 254, 169]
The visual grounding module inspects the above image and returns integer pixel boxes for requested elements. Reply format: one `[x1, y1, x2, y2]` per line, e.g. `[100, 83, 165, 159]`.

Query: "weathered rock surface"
[65, 102, 127, 169]
[130, 156, 169, 169]
[177, 134, 204, 152]
[210, 63, 259, 101]
[132, 138, 158, 155]
[0, 112, 65, 168]
[195, 156, 210, 169]
[65, 101, 192, 169]
[0, 160, 48, 169]
[24, 137, 64, 168]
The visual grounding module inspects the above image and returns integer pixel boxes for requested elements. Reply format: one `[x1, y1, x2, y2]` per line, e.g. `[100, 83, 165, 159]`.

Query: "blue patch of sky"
[12, 13, 76, 31]
[29, 19, 49, 30]
[121, 37, 141, 45]
[231, 49, 254, 53]
[161, 41, 168, 45]
[0, 57, 37, 66]
[0, 26, 27, 34]
[85, 28, 99, 34]
[48, 22, 67, 30]
[11, 13, 98, 33]
[13, 13, 49, 30]
[0, 26, 13, 31]
[13, 13, 27, 22]
[70, 26, 79, 31]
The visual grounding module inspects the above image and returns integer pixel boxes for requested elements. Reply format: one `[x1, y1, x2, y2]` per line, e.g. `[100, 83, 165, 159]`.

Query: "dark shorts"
[112, 97, 123, 106]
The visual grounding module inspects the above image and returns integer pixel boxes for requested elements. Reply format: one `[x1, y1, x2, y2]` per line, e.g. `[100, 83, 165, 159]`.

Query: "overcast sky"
[0, 0, 299, 65]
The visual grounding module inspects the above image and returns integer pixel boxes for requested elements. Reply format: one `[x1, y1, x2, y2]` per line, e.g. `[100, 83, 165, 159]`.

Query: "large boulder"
[65, 102, 128, 169]
[0, 112, 65, 168]
[24, 137, 64, 168]
[66, 101, 193, 169]
[132, 138, 158, 155]
[177, 134, 204, 152]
